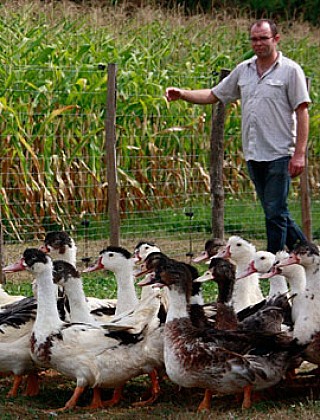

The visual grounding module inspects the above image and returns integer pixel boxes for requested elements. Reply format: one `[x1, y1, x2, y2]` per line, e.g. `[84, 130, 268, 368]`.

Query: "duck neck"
[269, 275, 288, 297]
[232, 276, 257, 311]
[304, 263, 320, 294]
[64, 246, 77, 267]
[114, 261, 139, 316]
[215, 302, 238, 330]
[286, 266, 306, 296]
[166, 288, 189, 322]
[63, 278, 96, 324]
[34, 266, 64, 335]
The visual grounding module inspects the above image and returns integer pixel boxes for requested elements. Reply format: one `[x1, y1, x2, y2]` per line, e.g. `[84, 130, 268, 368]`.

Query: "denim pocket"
[268, 156, 290, 177]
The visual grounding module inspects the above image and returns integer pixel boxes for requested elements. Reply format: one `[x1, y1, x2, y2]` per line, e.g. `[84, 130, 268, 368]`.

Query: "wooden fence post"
[0, 204, 4, 284]
[210, 69, 230, 240]
[105, 63, 120, 246]
[300, 76, 312, 240]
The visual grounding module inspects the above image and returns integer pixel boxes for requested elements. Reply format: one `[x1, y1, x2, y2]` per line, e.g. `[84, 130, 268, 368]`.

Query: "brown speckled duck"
[139, 254, 304, 411]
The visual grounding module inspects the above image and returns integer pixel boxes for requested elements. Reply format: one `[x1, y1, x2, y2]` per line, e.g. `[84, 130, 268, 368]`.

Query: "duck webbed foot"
[47, 385, 86, 412]
[23, 372, 40, 397]
[86, 387, 105, 409]
[242, 385, 253, 409]
[102, 385, 124, 407]
[132, 369, 161, 407]
[197, 389, 213, 411]
[6, 374, 23, 397]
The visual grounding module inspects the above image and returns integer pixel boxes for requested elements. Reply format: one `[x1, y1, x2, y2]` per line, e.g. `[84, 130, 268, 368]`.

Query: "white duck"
[133, 240, 161, 265]
[233, 250, 295, 332]
[51, 260, 100, 326]
[84, 246, 165, 406]
[215, 236, 264, 311]
[257, 251, 307, 324]
[277, 242, 320, 369]
[237, 250, 289, 298]
[84, 246, 139, 318]
[40, 231, 117, 314]
[6, 248, 163, 411]
[0, 297, 39, 397]
[139, 256, 304, 411]
[0, 257, 80, 398]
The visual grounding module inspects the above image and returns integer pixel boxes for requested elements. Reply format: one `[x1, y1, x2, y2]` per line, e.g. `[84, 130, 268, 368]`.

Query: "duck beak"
[82, 256, 104, 272]
[194, 270, 213, 283]
[137, 272, 162, 288]
[277, 253, 300, 267]
[192, 251, 209, 263]
[132, 250, 141, 264]
[215, 245, 231, 259]
[134, 263, 151, 278]
[236, 260, 257, 280]
[259, 265, 280, 279]
[3, 258, 26, 273]
[39, 244, 49, 253]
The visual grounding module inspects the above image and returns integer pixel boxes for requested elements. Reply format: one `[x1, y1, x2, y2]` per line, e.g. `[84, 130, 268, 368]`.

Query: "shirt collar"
[248, 51, 282, 68]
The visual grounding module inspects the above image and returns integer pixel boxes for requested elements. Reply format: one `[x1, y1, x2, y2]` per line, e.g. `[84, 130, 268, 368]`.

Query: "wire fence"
[0, 64, 319, 268]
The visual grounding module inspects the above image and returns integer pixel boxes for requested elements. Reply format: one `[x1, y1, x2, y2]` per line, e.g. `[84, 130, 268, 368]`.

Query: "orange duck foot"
[242, 385, 253, 409]
[84, 387, 105, 409]
[132, 369, 161, 407]
[102, 385, 124, 407]
[45, 385, 86, 412]
[197, 389, 213, 412]
[242, 387, 272, 409]
[131, 389, 160, 407]
[6, 374, 23, 398]
[23, 373, 40, 397]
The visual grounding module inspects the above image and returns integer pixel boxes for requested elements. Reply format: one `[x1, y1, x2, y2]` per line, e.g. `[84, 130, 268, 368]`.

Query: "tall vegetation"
[0, 1, 319, 241]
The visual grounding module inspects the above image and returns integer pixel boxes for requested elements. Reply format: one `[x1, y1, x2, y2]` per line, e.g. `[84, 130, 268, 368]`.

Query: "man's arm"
[289, 102, 309, 178]
[165, 87, 219, 105]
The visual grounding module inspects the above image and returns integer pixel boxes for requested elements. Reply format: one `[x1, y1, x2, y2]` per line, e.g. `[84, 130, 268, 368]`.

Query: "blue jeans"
[247, 157, 307, 253]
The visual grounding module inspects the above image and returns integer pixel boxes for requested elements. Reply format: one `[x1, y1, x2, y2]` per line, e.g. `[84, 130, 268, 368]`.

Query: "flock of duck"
[0, 231, 320, 412]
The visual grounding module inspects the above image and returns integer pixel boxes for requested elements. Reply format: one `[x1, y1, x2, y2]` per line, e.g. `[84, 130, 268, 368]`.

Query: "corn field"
[0, 1, 320, 262]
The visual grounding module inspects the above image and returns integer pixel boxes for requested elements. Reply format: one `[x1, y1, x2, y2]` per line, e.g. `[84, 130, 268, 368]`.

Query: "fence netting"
[0, 64, 319, 266]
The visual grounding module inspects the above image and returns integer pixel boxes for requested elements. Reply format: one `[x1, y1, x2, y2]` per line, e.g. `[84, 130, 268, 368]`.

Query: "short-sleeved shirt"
[212, 52, 311, 162]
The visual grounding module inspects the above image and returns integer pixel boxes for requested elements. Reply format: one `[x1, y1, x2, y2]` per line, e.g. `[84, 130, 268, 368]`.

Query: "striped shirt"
[212, 52, 311, 161]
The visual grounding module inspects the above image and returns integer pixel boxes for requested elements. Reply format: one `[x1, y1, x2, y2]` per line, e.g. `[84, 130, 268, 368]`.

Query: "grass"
[0, 365, 320, 418]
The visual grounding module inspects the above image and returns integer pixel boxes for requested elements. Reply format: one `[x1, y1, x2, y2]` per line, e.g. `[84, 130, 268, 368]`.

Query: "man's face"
[250, 22, 280, 59]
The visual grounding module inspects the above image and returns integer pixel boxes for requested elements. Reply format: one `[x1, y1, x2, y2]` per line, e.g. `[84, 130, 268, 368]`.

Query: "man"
[165, 19, 311, 254]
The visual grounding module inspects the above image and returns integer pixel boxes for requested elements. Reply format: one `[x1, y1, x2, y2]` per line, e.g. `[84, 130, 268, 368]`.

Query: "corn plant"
[0, 3, 319, 243]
